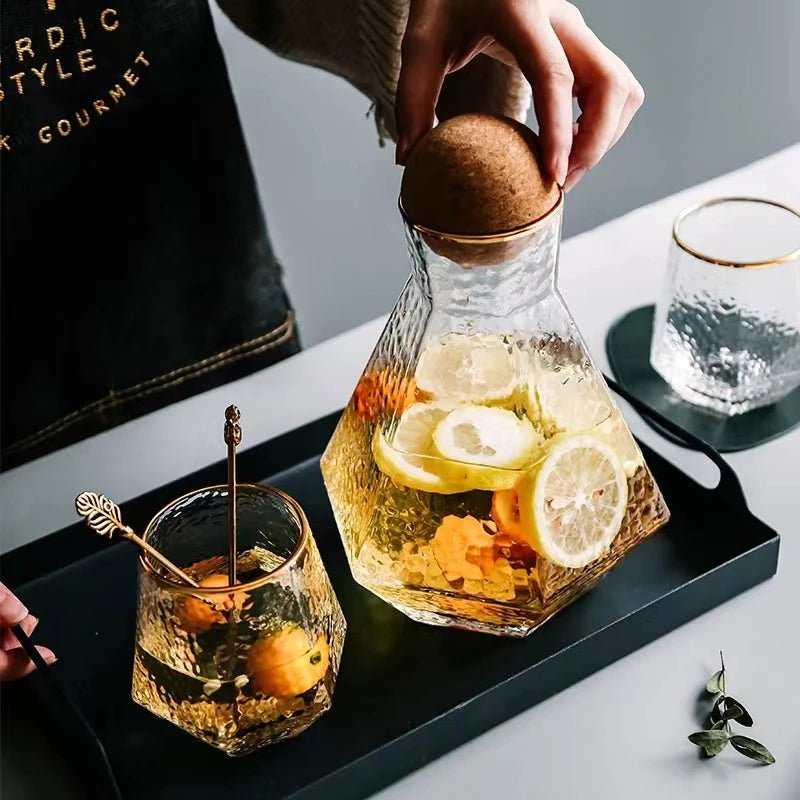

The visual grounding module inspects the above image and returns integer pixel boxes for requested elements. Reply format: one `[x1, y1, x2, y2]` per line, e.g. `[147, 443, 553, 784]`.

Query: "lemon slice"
[431, 405, 543, 491]
[415, 332, 520, 403]
[518, 434, 627, 568]
[392, 402, 453, 456]
[595, 413, 643, 478]
[526, 360, 611, 436]
[433, 405, 542, 469]
[372, 428, 464, 494]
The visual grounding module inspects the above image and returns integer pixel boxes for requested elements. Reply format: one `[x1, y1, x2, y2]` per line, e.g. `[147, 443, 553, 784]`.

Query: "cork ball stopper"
[400, 114, 559, 236]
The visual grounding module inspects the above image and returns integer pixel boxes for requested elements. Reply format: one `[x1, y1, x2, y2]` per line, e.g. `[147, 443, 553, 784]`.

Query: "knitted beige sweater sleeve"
[216, 0, 532, 144]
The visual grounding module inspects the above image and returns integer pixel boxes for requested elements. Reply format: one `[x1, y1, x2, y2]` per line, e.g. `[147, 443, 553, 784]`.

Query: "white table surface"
[3, 144, 800, 799]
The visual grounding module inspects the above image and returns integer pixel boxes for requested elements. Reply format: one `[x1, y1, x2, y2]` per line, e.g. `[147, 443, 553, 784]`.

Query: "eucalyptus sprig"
[688, 651, 775, 765]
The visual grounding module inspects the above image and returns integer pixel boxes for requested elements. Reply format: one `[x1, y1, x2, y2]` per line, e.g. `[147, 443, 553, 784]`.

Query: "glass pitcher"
[321, 193, 669, 637]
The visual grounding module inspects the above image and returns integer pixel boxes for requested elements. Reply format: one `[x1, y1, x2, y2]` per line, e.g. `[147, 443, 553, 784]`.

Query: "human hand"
[395, 0, 644, 190]
[1, 581, 56, 681]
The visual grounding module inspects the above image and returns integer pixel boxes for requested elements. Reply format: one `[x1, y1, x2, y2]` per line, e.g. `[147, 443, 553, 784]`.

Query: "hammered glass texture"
[132, 486, 346, 756]
[651, 199, 800, 415]
[321, 210, 669, 637]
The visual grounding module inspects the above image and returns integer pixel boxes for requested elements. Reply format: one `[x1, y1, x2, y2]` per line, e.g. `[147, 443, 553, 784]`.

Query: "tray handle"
[604, 374, 750, 513]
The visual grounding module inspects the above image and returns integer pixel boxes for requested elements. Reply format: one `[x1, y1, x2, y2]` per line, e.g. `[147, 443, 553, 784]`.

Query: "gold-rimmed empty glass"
[131, 484, 346, 756]
[651, 197, 800, 415]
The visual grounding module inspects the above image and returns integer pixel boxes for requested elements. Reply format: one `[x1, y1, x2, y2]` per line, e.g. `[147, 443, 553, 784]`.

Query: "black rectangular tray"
[1, 382, 780, 800]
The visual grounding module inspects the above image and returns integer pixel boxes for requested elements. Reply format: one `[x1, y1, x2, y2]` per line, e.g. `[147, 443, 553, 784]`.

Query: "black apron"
[1, 0, 299, 470]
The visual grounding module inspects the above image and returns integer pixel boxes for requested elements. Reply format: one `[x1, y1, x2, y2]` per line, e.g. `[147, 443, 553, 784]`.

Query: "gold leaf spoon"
[75, 491, 199, 588]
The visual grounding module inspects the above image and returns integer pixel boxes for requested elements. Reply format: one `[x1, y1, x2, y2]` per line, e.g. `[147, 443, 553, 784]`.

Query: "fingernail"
[35, 646, 58, 666]
[0, 586, 28, 623]
[564, 166, 587, 192]
[21, 614, 38, 630]
[396, 141, 409, 166]
[554, 154, 569, 186]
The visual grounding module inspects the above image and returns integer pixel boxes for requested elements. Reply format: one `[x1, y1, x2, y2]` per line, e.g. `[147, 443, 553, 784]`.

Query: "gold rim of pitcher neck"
[399, 189, 564, 244]
[139, 483, 310, 594]
[672, 197, 800, 269]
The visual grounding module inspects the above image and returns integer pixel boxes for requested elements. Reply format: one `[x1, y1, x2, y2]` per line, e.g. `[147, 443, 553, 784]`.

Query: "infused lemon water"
[322, 178, 669, 637]
[133, 548, 333, 754]
[322, 332, 669, 636]
[132, 484, 345, 755]
[133, 550, 336, 754]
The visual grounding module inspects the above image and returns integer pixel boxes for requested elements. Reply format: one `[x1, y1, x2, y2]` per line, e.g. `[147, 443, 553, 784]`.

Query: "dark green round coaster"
[606, 305, 800, 452]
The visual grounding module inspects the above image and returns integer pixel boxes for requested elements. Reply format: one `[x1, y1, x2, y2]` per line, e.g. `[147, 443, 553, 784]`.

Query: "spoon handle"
[121, 530, 199, 588]
[75, 491, 199, 588]
[224, 405, 242, 587]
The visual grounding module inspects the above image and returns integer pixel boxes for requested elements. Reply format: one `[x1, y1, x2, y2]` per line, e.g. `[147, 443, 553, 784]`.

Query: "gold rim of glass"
[399, 189, 564, 244]
[673, 196, 800, 268]
[139, 483, 310, 594]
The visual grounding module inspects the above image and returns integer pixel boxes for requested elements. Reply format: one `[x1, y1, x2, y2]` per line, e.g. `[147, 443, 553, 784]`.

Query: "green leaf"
[689, 729, 730, 758]
[706, 669, 725, 694]
[730, 735, 775, 765]
[688, 730, 729, 748]
[710, 696, 744, 723]
[711, 720, 727, 731]
[704, 737, 730, 757]
[724, 696, 754, 727]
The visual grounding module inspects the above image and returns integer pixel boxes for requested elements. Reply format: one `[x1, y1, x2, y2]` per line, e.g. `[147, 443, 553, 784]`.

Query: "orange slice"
[431, 515, 496, 581]
[491, 489, 529, 544]
[353, 368, 417, 422]
[177, 573, 249, 634]
[248, 627, 330, 698]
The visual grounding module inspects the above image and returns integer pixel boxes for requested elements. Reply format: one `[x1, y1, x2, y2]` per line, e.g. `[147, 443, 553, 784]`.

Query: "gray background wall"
[209, 1, 800, 348]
